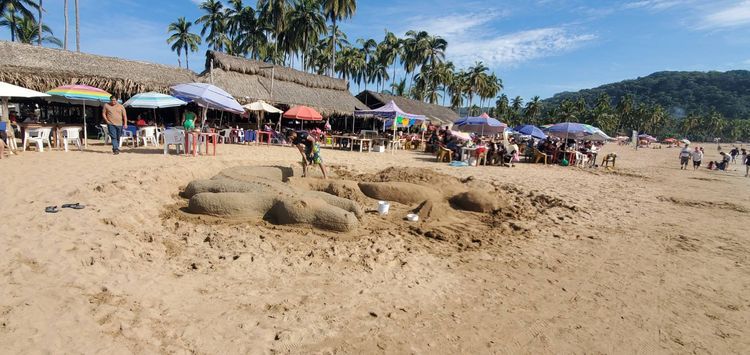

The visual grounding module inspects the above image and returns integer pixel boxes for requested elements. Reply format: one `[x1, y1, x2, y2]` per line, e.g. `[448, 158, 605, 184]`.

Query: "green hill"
[543, 70, 750, 119]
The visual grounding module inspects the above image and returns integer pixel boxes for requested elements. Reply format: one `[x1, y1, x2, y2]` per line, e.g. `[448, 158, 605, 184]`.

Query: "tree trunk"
[330, 19, 336, 77]
[10, 14, 16, 42]
[63, 0, 68, 50]
[75, 0, 80, 52]
[38, 0, 43, 46]
[185, 45, 190, 70]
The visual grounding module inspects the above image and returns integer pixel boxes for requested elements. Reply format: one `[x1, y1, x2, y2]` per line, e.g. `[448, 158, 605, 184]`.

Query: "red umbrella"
[283, 105, 323, 121]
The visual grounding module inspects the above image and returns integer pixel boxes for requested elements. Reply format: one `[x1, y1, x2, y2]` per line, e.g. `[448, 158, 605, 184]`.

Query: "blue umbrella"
[170, 83, 243, 114]
[513, 124, 547, 139]
[547, 122, 596, 139]
[454, 113, 507, 135]
[124, 92, 187, 109]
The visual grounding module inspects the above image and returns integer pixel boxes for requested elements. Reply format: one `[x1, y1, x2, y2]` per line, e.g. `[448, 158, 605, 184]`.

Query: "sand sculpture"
[182, 166, 507, 232]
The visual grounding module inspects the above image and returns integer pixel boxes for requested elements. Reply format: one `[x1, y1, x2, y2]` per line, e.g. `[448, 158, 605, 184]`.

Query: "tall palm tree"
[319, 24, 348, 76]
[402, 30, 430, 88]
[449, 70, 467, 110]
[257, 0, 288, 63]
[524, 96, 542, 124]
[74, 0, 79, 51]
[495, 94, 509, 120]
[390, 77, 407, 96]
[321, 0, 356, 77]
[356, 38, 376, 91]
[511, 96, 524, 121]
[465, 61, 488, 109]
[167, 17, 202, 70]
[0, 0, 37, 42]
[287, 0, 326, 71]
[36, 0, 41, 46]
[196, 0, 226, 51]
[379, 31, 401, 89]
[63, 0, 67, 50]
[435, 61, 454, 106]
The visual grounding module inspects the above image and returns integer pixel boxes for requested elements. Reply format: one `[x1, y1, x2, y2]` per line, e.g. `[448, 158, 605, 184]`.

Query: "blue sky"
[4, 0, 750, 102]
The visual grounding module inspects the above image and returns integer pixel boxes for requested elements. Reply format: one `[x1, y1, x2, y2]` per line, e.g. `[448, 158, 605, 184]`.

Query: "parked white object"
[378, 201, 390, 215]
[119, 130, 135, 149]
[23, 127, 52, 152]
[163, 129, 185, 155]
[138, 126, 158, 147]
[60, 127, 82, 151]
[406, 214, 419, 222]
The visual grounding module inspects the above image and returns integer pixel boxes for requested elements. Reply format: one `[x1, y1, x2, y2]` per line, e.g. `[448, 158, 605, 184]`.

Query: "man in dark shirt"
[286, 130, 328, 179]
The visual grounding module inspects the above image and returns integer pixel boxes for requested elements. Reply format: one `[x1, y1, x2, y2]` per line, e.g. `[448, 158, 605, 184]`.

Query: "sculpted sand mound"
[450, 191, 505, 213]
[358, 182, 440, 205]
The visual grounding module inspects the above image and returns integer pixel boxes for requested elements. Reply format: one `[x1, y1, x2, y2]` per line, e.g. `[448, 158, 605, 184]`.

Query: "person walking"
[679, 144, 691, 170]
[691, 146, 703, 170]
[102, 96, 128, 155]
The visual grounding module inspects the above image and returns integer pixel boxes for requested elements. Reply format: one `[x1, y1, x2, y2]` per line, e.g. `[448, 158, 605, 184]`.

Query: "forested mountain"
[543, 70, 750, 120]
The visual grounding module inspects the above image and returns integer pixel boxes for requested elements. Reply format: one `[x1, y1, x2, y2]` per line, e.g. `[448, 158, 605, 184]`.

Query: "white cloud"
[698, 1, 750, 29]
[397, 12, 595, 70]
[623, 0, 684, 11]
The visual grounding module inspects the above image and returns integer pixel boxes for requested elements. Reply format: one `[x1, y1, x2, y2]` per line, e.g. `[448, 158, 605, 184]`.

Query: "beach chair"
[163, 129, 185, 155]
[533, 148, 549, 165]
[218, 129, 232, 144]
[119, 130, 136, 149]
[574, 152, 589, 168]
[437, 146, 453, 162]
[138, 126, 158, 147]
[601, 153, 617, 168]
[60, 127, 82, 152]
[23, 127, 52, 152]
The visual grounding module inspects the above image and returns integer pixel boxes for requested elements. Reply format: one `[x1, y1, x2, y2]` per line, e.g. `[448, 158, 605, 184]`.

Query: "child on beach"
[692, 146, 703, 170]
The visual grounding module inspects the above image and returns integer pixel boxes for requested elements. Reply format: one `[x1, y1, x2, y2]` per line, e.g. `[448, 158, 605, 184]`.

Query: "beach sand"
[1, 141, 748, 353]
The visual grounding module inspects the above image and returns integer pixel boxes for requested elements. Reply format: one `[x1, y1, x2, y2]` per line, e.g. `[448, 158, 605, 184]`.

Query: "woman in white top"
[691, 147, 703, 170]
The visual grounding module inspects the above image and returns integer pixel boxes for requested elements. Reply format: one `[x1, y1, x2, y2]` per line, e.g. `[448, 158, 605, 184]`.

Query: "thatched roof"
[356, 90, 459, 125]
[0, 41, 197, 97]
[204, 51, 366, 116]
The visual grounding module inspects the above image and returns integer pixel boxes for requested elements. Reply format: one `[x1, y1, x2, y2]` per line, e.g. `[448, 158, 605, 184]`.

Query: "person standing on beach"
[692, 146, 703, 170]
[102, 96, 127, 155]
[679, 144, 691, 170]
[744, 152, 750, 177]
[286, 129, 327, 179]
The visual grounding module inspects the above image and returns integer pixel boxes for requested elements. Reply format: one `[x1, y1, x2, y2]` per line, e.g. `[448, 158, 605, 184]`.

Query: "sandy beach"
[1, 142, 748, 353]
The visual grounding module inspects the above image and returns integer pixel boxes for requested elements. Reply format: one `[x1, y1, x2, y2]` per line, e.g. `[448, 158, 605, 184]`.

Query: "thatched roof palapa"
[0, 41, 197, 97]
[356, 90, 459, 125]
[204, 51, 366, 116]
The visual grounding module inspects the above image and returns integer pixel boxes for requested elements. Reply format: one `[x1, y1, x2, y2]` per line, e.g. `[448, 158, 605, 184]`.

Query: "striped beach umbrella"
[47, 84, 113, 147]
[124, 92, 186, 108]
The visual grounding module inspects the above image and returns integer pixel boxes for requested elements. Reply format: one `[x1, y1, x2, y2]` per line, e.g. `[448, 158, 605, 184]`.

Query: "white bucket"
[378, 201, 390, 215]
[406, 213, 419, 222]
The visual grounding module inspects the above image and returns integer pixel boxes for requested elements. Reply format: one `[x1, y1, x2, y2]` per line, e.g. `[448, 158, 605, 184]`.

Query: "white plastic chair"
[218, 129, 232, 144]
[98, 124, 110, 143]
[23, 127, 52, 152]
[138, 126, 158, 147]
[575, 152, 589, 168]
[163, 129, 185, 155]
[155, 127, 165, 144]
[119, 130, 135, 149]
[61, 127, 82, 152]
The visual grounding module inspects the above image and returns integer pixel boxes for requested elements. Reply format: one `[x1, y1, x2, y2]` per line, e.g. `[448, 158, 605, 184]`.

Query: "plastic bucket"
[378, 201, 390, 215]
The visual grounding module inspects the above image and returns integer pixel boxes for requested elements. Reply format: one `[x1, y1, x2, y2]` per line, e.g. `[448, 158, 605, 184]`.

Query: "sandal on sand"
[62, 203, 85, 210]
[45, 206, 59, 213]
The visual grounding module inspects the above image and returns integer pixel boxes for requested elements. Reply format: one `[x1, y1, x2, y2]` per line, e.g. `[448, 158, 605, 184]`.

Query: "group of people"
[680, 144, 749, 175]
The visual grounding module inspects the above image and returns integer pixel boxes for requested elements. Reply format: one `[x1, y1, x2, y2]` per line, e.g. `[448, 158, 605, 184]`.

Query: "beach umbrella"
[513, 124, 547, 139]
[0, 81, 49, 120]
[283, 105, 322, 130]
[638, 134, 657, 142]
[124, 92, 187, 109]
[170, 82, 244, 119]
[124, 92, 187, 124]
[449, 130, 472, 141]
[47, 84, 112, 147]
[547, 122, 598, 140]
[243, 100, 283, 128]
[454, 113, 506, 136]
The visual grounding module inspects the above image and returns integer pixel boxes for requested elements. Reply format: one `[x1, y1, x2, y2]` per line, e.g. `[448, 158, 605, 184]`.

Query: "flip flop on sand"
[62, 203, 85, 210]
[45, 206, 59, 213]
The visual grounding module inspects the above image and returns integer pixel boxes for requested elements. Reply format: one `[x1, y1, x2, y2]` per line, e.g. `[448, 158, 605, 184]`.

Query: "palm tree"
[36, 0, 41, 46]
[616, 94, 634, 131]
[379, 31, 401, 89]
[524, 96, 542, 124]
[319, 24, 348, 77]
[74, 0, 79, 51]
[167, 17, 202, 70]
[257, 0, 288, 63]
[63, 0, 67, 50]
[356, 38, 376, 91]
[0, 0, 37, 42]
[196, 0, 226, 51]
[465, 61, 489, 109]
[495, 94, 509, 121]
[321, 0, 356, 77]
[402, 30, 430, 88]
[449, 70, 467, 110]
[368, 54, 389, 93]
[390, 78, 407, 96]
[335, 45, 364, 87]
[287, 0, 326, 71]
[435, 61, 454, 106]
[1, 12, 61, 46]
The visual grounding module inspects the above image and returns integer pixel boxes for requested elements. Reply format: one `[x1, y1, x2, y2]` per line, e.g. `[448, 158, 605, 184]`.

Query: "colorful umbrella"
[547, 122, 597, 139]
[47, 84, 112, 147]
[283, 105, 323, 121]
[124, 92, 187, 109]
[513, 124, 547, 139]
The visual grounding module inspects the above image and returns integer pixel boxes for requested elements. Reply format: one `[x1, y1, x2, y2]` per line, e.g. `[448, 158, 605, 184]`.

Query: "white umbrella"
[0, 81, 50, 120]
[243, 100, 282, 129]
